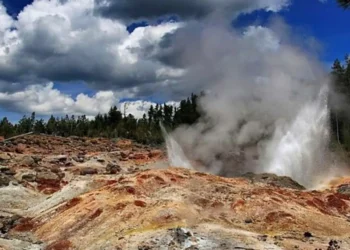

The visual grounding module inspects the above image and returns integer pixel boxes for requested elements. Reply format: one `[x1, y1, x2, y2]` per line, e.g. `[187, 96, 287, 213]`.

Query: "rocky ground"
[0, 135, 350, 250]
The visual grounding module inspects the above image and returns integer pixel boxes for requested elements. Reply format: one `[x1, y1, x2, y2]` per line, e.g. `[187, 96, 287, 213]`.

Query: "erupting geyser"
[164, 84, 332, 188]
[160, 123, 192, 169]
[156, 16, 340, 188]
[264, 85, 330, 187]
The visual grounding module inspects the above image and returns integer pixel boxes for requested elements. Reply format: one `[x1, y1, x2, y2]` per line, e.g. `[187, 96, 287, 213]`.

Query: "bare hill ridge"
[0, 135, 349, 250]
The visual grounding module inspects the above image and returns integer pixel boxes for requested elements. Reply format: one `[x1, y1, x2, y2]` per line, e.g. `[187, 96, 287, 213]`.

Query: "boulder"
[0, 153, 11, 161]
[31, 155, 42, 163]
[15, 144, 26, 154]
[65, 161, 74, 167]
[46, 155, 68, 164]
[132, 153, 147, 160]
[97, 158, 105, 163]
[0, 215, 21, 234]
[148, 150, 162, 158]
[171, 227, 193, 246]
[0, 175, 11, 187]
[50, 167, 61, 174]
[0, 166, 10, 172]
[72, 156, 85, 163]
[337, 184, 350, 196]
[134, 200, 147, 207]
[36, 171, 60, 183]
[106, 163, 121, 174]
[80, 168, 98, 176]
[241, 172, 305, 190]
[121, 150, 130, 158]
[18, 155, 36, 167]
[21, 173, 36, 182]
[91, 139, 98, 145]
[50, 167, 65, 178]
[110, 151, 121, 157]
[0, 166, 16, 176]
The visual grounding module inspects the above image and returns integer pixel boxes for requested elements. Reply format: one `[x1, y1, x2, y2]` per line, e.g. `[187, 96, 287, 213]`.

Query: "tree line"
[330, 55, 350, 149]
[0, 94, 201, 144]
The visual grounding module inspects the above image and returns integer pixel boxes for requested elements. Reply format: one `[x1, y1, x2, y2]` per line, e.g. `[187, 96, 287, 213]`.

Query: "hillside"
[0, 135, 349, 250]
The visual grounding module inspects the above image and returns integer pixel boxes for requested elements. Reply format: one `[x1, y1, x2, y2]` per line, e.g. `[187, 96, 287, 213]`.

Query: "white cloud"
[120, 100, 179, 118]
[0, 0, 291, 93]
[0, 82, 121, 116]
[0, 0, 182, 92]
[120, 101, 154, 118]
[118, 22, 181, 64]
[243, 26, 280, 51]
[0, 0, 295, 117]
[0, 82, 179, 119]
[0, 3, 12, 32]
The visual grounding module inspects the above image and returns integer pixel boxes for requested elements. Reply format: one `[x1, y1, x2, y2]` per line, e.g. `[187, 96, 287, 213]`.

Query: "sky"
[0, 0, 348, 122]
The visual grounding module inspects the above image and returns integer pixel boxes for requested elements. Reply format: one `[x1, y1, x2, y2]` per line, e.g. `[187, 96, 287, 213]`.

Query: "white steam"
[163, 18, 333, 187]
[160, 123, 192, 169]
[264, 85, 330, 186]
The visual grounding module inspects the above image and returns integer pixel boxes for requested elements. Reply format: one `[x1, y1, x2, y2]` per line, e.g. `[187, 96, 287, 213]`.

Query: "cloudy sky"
[0, 0, 348, 121]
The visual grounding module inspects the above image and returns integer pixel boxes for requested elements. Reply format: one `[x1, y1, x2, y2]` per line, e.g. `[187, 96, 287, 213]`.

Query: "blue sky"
[0, 0, 349, 122]
[3, 0, 348, 63]
[235, 1, 349, 64]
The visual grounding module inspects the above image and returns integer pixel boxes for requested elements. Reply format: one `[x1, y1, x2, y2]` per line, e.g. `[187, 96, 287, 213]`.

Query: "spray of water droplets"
[264, 85, 330, 187]
[160, 123, 192, 169]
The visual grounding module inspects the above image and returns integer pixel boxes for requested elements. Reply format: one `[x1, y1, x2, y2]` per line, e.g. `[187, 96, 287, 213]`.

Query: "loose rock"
[21, 173, 36, 182]
[80, 168, 98, 176]
[0, 153, 11, 161]
[15, 144, 26, 154]
[241, 172, 305, 190]
[0, 175, 10, 187]
[338, 184, 350, 196]
[106, 163, 121, 174]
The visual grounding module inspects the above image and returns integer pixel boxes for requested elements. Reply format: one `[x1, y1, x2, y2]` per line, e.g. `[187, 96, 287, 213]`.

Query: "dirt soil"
[0, 134, 350, 250]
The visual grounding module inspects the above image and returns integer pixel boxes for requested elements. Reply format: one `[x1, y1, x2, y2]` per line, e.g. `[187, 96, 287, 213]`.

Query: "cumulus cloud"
[0, 0, 292, 98]
[94, 0, 290, 21]
[0, 82, 178, 119]
[0, 0, 300, 121]
[0, 0, 182, 93]
[120, 100, 179, 119]
[0, 82, 121, 116]
[0, 3, 12, 33]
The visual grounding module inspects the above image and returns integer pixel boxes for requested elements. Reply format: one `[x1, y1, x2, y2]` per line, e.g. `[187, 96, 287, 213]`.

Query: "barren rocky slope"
[0, 135, 350, 250]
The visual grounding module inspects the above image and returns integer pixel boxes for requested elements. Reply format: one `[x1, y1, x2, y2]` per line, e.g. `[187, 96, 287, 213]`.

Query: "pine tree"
[34, 119, 46, 134]
[332, 59, 346, 93]
[0, 117, 15, 138]
[148, 105, 154, 125]
[46, 116, 57, 135]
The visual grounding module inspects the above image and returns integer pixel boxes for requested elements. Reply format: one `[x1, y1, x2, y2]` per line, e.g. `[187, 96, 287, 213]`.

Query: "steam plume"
[165, 18, 333, 187]
[160, 122, 192, 169]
